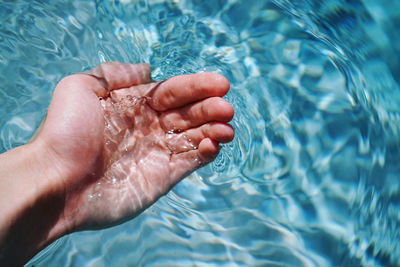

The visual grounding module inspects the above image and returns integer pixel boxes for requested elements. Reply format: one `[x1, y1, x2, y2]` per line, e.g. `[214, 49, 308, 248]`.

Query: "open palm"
[34, 62, 234, 231]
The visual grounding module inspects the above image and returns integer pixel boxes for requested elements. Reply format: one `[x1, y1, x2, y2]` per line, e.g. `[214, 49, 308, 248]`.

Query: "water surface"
[0, 0, 399, 266]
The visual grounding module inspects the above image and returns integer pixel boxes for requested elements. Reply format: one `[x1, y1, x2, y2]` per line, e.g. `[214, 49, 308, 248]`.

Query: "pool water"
[1, 0, 399, 266]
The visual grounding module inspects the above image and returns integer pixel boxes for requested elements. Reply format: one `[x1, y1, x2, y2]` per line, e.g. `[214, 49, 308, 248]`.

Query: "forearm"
[0, 142, 67, 266]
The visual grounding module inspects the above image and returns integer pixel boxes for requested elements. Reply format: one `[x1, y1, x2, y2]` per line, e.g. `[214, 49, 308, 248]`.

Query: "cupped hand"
[34, 62, 234, 231]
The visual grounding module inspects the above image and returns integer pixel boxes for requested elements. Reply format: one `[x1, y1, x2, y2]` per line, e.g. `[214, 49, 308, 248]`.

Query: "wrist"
[0, 140, 68, 266]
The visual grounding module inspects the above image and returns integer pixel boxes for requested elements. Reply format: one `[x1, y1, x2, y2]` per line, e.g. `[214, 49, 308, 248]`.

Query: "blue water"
[0, 0, 399, 266]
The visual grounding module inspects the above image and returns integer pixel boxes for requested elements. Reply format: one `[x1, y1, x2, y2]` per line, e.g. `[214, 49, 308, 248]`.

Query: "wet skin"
[0, 62, 234, 266]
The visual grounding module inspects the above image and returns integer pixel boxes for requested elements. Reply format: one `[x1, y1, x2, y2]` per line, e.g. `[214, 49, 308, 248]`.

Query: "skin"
[0, 62, 234, 266]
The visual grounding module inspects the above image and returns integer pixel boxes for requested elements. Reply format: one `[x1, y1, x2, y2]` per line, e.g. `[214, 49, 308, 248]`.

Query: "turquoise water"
[0, 0, 399, 266]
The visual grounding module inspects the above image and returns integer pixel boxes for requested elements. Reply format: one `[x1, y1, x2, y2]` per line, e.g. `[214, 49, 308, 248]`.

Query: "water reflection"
[0, 0, 397, 266]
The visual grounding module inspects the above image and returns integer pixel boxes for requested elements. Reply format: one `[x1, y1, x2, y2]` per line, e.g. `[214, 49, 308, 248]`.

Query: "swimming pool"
[0, 0, 399, 266]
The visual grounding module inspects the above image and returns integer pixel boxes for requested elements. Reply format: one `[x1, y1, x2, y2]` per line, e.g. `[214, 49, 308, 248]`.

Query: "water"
[0, 0, 399, 266]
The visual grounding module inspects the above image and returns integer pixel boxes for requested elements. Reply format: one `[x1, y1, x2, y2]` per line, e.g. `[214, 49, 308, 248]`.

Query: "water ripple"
[1, 0, 397, 266]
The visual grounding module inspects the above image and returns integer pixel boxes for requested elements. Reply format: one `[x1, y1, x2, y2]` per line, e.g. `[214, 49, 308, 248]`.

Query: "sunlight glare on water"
[0, 0, 398, 266]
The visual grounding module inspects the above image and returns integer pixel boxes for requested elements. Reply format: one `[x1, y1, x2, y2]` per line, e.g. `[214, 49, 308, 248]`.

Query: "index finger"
[148, 73, 230, 111]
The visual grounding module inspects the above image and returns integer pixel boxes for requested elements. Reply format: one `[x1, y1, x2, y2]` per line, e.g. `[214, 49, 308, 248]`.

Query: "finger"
[197, 138, 220, 162]
[165, 123, 234, 154]
[87, 62, 151, 90]
[159, 97, 234, 132]
[148, 72, 230, 111]
[185, 123, 234, 144]
[168, 138, 219, 185]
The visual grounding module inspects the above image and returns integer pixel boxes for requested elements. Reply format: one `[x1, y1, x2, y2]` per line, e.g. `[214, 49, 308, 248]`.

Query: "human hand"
[33, 62, 234, 231]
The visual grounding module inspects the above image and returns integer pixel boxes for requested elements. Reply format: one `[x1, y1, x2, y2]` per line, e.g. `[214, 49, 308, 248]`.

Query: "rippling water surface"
[1, 0, 399, 266]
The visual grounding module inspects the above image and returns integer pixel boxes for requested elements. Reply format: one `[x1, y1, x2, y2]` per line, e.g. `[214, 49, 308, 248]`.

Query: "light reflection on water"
[0, 0, 398, 266]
